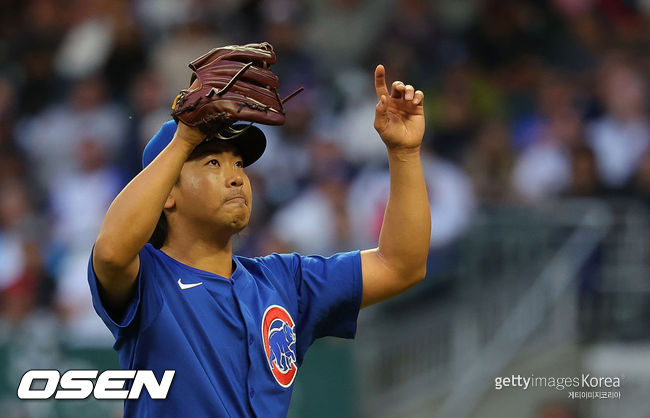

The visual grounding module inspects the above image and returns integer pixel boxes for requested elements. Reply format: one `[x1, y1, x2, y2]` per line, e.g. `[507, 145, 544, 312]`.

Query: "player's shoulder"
[138, 243, 188, 271]
[236, 251, 360, 276]
[140, 243, 168, 263]
[236, 252, 301, 276]
[233, 253, 302, 292]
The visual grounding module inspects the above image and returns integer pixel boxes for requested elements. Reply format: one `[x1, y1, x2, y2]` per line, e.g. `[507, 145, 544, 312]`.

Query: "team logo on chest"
[261, 305, 297, 387]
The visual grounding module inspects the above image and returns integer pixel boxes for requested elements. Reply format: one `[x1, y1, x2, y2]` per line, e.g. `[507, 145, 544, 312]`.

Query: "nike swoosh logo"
[178, 278, 203, 290]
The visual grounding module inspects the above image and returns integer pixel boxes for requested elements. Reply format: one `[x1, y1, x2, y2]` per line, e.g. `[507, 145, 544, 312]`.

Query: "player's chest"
[157, 270, 301, 388]
[159, 270, 299, 341]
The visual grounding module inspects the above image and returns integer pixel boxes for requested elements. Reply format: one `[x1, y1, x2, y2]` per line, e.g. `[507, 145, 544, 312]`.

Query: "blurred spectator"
[427, 65, 478, 161]
[49, 138, 124, 346]
[49, 139, 125, 252]
[0, 180, 51, 323]
[370, 0, 439, 84]
[123, 70, 171, 175]
[464, 121, 515, 204]
[102, 3, 148, 97]
[0, 79, 29, 184]
[512, 86, 587, 202]
[467, 0, 558, 72]
[248, 86, 323, 208]
[587, 58, 649, 187]
[328, 67, 388, 165]
[271, 139, 354, 255]
[12, 0, 64, 115]
[347, 149, 475, 251]
[133, 0, 193, 35]
[151, 20, 226, 100]
[564, 145, 610, 197]
[0, 182, 30, 308]
[0, 148, 27, 185]
[511, 74, 579, 151]
[426, 63, 506, 162]
[232, 171, 286, 257]
[260, 1, 314, 84]
[625, 151, 650, 208]
[15, 75, 127, 189]
[0, 77, 17, 129]
[303, 0, 393, 73]
[54, 3, 114, 80]
[549, 0, 605, 70]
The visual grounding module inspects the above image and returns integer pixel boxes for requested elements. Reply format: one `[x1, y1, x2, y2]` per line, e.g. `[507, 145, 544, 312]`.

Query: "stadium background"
[0, 0, 648, 416]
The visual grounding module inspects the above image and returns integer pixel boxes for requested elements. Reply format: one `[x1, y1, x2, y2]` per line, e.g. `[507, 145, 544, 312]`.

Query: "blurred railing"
[586, 200, 650, 342]
[353, 199, 645, 418]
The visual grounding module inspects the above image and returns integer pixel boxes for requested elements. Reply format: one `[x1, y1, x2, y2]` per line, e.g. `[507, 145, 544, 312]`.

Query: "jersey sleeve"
[87, 244, 163, 342]
[262, 251, 363, 352]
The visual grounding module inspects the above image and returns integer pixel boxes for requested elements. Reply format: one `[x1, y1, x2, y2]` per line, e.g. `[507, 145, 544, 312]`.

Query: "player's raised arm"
[360, 64, 431, 308]
[92, 123, 204, 315]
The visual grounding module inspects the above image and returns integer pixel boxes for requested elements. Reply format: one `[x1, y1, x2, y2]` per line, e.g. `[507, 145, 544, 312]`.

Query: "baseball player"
[88, 43, 430, 417]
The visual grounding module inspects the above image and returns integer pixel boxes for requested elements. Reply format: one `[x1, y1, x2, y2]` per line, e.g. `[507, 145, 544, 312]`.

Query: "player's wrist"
[386, 145, 422, 162]
[174, 122, 206, 148]
[169, 134, 202, 159]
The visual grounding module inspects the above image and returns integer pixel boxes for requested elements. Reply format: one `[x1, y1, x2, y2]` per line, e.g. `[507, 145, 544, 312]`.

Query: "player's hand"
[373, 65, 425, 152]
[174, 121, 206, 148]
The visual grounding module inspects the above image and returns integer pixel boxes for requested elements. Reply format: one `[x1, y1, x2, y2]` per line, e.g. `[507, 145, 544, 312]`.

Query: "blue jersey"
[87, 244, 362, 417]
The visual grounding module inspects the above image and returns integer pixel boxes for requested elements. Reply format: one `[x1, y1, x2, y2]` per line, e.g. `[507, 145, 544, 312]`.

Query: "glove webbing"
[204, 61, 304, 115]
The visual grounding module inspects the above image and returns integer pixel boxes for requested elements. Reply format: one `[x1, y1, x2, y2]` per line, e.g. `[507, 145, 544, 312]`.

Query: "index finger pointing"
[374, 65, 389, 101]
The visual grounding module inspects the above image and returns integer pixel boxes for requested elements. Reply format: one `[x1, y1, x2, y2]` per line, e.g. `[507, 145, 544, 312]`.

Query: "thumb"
[375, 94, 387, 114]
[374, 95, 388, 132]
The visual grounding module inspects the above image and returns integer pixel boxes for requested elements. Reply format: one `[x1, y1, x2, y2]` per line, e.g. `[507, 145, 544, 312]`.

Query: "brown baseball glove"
[170, 42, 302, 139]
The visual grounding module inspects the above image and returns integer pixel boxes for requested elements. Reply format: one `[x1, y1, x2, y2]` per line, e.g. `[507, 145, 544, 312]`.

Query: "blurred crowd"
[0, 0, 648, 346]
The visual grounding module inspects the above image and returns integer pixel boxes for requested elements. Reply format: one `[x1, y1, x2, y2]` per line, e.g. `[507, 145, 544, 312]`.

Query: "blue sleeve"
[87, 244, 162, 342]
[262, 251, 362, 351]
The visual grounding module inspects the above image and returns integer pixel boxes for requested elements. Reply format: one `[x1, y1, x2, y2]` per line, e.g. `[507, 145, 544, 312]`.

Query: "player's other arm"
[360, 65, 431, 308]
[92, 123, 204, 315]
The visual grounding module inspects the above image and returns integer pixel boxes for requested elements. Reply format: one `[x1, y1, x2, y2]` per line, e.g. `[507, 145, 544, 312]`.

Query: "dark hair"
[149, 212, 168, 249]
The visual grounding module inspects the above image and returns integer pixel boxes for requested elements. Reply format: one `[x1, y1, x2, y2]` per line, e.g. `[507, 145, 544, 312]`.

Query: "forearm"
[377, 147, 430, 278]
[95, 134, 195, 266]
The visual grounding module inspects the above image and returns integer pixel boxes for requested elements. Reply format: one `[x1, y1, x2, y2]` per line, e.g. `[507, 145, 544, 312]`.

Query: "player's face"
[173, 143, 252, 234]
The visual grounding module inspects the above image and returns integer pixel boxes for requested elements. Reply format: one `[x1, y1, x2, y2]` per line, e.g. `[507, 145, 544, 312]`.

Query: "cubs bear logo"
[262, 305, 297, 387]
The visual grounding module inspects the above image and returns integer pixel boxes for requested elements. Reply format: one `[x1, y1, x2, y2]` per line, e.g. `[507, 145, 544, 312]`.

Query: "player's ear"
[164, 192, 175, 210]
[165, 176, 180, 210]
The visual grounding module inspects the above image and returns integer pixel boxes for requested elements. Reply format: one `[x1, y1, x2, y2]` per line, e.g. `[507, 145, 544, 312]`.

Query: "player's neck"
[161, 233, 235, 279]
